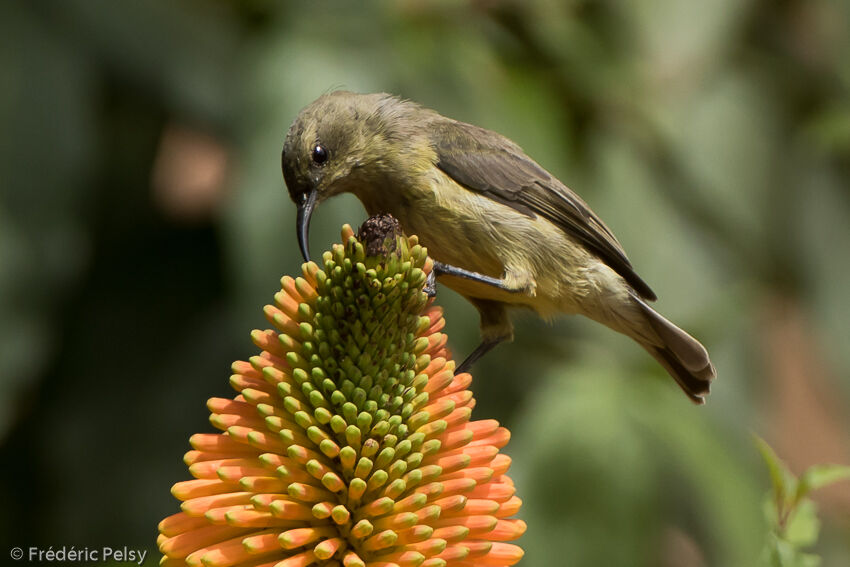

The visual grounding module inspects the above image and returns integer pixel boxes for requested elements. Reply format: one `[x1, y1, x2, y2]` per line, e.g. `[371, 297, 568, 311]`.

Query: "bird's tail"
[627, 294, 716, 404]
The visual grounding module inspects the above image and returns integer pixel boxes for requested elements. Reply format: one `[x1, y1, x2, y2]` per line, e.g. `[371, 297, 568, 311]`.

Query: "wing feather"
[430, 120, 656, 300]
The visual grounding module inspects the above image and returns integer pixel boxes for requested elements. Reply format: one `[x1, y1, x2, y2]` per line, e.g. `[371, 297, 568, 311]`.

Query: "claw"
[424, 269, 438, 298]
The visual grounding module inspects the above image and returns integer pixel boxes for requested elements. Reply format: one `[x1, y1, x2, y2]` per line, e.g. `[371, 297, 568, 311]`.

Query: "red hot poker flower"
[158, 218, 525, 567]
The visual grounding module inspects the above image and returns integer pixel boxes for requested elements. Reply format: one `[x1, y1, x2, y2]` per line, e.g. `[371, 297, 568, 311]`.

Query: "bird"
[281, 91, 716, 403]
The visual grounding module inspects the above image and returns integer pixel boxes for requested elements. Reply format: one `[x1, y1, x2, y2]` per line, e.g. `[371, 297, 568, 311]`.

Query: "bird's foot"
[424, 268, 438, 298]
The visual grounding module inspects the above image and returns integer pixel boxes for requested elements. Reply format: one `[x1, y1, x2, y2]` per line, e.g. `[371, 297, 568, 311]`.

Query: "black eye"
[311, 144, 328, 165]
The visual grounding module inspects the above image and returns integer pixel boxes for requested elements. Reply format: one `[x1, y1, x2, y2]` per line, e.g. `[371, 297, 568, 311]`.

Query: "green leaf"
[796, 464, 850, 501]
[784, 499, 820, 548]
[765, 533, 822, 567]
[754, 434, 797, 508]
[769, 536, 797, 567]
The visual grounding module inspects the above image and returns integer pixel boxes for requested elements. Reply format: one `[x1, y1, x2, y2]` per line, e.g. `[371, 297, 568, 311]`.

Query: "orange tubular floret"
[280, 276, 306, 305]
[276, 549, 317, 567]
[487, 519, 527, 541]
[206, 398, 257, 417]
[181, 492, 254, 516]
[172, 479, 243, 500]
[189, 434, 260, 455]
[159, 511, 217, 536]
[251, 329, 286, 356]
[159, 524, 250, 558]
[442, 373, 472, 396]
[466, 482, 515, 502]
[468, 428, 511, 449]
[423, 369, 455, 395]
[472, 542, 525, 566]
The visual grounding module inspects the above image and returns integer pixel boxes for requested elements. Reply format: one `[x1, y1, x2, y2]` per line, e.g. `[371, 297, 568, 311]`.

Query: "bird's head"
[282, 91, 414, 262]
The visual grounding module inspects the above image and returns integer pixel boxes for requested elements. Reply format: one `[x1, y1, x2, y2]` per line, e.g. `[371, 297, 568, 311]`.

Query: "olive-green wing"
[430, 120, 656, 300]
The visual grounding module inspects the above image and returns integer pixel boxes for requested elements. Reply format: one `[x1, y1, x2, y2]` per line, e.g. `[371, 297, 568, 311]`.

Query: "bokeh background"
[1, 1, 849, 566]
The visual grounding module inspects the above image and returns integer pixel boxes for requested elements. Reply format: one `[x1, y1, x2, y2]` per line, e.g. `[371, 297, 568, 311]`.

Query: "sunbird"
[281, 91, 715, 403]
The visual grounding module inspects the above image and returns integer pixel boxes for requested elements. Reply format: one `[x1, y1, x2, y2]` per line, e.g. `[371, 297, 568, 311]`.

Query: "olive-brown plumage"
[282, 91, 716, 403]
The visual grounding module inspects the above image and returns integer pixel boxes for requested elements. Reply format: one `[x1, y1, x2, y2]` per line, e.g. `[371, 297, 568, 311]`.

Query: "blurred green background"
[1, 1, 849, 566]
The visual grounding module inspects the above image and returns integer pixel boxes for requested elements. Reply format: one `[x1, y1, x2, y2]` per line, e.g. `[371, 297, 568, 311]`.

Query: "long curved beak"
[296, 190, 317, 263]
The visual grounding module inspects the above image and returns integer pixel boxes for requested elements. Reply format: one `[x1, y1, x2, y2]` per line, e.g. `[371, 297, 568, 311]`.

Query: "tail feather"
[645, 344, 714, 404]
[630, 294, 716, 404]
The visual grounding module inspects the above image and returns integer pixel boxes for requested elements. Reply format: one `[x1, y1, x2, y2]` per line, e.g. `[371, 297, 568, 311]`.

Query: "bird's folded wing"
[429, 120, 657, 301]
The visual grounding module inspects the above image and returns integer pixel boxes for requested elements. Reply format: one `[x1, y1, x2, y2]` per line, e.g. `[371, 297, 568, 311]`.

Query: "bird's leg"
[432, 261, 534, 295]
[455, 337, 506, 374]
[455, 299, 514, 374]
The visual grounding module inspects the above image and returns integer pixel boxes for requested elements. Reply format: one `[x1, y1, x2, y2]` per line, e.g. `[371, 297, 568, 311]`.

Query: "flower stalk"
[158, 215, 525, 567]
